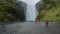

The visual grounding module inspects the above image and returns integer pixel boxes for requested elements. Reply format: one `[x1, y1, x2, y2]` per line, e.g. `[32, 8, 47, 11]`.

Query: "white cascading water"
[17, 0, 40, 21]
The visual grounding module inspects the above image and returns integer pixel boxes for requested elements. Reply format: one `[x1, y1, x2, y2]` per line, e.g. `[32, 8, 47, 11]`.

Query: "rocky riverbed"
[0, 22, 60, 34]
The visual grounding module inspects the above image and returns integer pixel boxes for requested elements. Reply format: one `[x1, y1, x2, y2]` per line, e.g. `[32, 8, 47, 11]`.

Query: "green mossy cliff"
[37, 0, 60, 23]
[0, 0, 27, 23]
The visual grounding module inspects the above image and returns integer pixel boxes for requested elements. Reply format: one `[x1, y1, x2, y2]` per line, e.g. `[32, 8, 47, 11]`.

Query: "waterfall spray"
[17, 0, 40, 21]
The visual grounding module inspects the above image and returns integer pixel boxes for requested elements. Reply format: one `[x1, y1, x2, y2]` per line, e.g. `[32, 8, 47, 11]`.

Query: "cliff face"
[8, 0, 27, 21]
[37, 0, 60, 23]
[0, 0, 27, 22]
[15, 1, 27, 21]
[36, 1, 44, 12]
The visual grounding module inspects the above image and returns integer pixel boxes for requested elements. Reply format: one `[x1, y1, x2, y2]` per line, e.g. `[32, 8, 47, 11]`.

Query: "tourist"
[45, 19, 48, 27]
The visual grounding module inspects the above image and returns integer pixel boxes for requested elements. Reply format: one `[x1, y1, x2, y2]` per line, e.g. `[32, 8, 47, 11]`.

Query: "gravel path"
[0, 22, 60, 34]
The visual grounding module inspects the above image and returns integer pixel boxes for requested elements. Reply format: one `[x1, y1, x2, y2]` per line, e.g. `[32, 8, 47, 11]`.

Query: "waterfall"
[17, 0, 40, 21]
[26, 4, 37, 21]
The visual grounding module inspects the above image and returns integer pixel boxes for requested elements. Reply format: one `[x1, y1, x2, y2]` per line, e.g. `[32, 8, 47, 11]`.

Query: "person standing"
[45, 19, 48, 27]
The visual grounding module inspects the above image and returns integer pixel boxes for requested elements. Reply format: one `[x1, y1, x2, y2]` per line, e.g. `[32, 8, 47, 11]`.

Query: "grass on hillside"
[37, 0, 60, 23]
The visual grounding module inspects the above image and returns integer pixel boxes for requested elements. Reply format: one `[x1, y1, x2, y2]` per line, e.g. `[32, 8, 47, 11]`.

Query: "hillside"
[37, 0, 60, 23]
[0, 0, 21, 23]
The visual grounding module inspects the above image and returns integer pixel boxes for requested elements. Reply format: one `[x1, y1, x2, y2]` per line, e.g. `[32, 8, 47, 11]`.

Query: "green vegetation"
[0, 0, 20, 23]
[37, 0, 60, 23]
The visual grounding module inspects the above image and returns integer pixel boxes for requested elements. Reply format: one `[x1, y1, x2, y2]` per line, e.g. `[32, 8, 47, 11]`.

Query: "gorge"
[17, 0, 41, 21]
